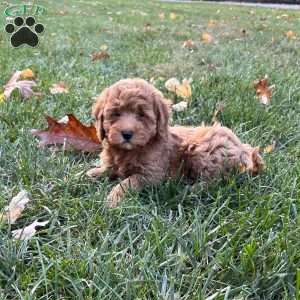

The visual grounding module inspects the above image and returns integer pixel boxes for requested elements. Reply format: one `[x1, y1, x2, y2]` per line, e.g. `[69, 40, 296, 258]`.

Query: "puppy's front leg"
[107, 174, 144, 208]
[86, 165, 108, 178]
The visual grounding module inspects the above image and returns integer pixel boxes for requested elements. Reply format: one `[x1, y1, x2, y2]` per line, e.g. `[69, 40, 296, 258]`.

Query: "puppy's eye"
[138, 112, 145, 118]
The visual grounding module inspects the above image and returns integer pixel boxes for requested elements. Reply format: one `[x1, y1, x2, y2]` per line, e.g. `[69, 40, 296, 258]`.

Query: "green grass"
[0, 0, 300, 299]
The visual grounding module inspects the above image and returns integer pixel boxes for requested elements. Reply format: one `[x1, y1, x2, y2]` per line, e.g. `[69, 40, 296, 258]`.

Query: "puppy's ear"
[153, 91, 171, 139]
[92, 88, 108, 141]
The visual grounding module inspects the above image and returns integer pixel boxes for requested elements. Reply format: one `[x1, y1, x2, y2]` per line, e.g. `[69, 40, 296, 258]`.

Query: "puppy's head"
[92, 78, 170, 150]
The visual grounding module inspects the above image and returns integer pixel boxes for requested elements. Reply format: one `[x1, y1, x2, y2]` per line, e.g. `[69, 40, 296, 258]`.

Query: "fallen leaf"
[159, 12, 165, 20]
[91, 50, 110, 62]
[182, 39, 195, 49]
[57, 10, 67, 16]
[286, 30, 296, 40]
[170, 12, 177, 20]
[100, 44, 108, 51]
[0, 93, 5, 103]
[20, 68, 35, 79]
[3, 71, 41, 100]
[212, 102, 225, 124]
[207, 20, 217, 28]
[172, 101, 188, 112]
[144, 23, 152, 32]
[263, 141, 276, 153]
[165, 78, 180, 92]
[254, 76, 274, 105]
[12, 220, 49, 240]
[31, 114, 101, 152]
[0, 190, 30, 224]
[165, 78, 192, 99]
[49, 81, 69, 94]
[201, 32, 214, 44]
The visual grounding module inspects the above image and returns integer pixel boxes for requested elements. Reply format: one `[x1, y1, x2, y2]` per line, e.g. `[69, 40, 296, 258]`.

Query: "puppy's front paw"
[106, 184, 125, 208]
[86, 167, 106, 178]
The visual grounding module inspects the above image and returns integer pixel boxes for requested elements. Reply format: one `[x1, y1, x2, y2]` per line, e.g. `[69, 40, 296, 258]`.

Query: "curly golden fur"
[87, 79, 264, 208]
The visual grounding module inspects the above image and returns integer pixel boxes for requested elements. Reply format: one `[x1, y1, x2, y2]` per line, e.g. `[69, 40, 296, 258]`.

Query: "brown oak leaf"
[31, 114, 101, 152]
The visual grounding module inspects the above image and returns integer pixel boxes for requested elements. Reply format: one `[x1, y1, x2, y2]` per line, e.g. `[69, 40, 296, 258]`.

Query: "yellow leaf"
[263, 142, 276, 153]
[176, 79, 192, 98]
[165, 78, 192, 99]
[286, 30, 296, 40]
[0, 93, 5, 103]
[20, 68, 35, 79]
[207, 20, 217, 28]
[170, 12, 177, 20]
[100, 44, 108, 51]
[201, 32, 213, 44]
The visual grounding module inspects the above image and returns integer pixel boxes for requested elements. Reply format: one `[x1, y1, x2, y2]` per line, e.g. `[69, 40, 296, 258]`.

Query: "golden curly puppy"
[87, 79, 264, 208]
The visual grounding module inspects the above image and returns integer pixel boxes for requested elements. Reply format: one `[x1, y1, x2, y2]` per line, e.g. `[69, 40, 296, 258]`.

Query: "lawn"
[0, 0, 300, 299]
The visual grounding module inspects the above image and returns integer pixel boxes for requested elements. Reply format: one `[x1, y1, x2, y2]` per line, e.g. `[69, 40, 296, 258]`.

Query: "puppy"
[87, 79, 264, 208]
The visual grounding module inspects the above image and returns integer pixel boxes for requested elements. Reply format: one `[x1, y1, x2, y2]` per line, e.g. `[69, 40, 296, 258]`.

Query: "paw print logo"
[5, 16, 44, 48]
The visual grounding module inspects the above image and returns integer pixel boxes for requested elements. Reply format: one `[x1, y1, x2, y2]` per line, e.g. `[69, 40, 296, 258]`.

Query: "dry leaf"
[286, 30, 296, 40]
[254, 76, 274, 105]
[100, 44, 108, 51]
[201, 32, 214, 44]
[170, 12, 177, 20]
[49, 81, 69, 94]
[31, 114, 101, 152]
[0, 93, 5, 103]
[263, 141, 276, 153]
[159, 12, 165, 20]
[212, 102, 225, 124]
[165, 78, 192, 99]
[0, 190, 30, 224]
[182, 39, 195, 49]
[91, 50, 110, 62]
[165, 78, 180, 92]
[3, 71, 41, 100]
[172, 101, 188, 112]
[144, 23, 152, 32]
[20, 68, 35, 79]
[12, 220, 49, 240]
[207, 20, 217, 28]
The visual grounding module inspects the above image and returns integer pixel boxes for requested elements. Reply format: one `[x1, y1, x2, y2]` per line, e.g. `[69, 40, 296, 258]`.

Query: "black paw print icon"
[5, 16, 44, 48]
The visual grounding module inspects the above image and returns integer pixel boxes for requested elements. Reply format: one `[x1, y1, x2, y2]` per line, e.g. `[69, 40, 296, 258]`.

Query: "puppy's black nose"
[122, 130, 133, 141]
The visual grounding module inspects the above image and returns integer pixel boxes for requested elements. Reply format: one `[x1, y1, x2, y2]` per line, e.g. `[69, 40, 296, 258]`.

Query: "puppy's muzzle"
[121, 130, 133, 141]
